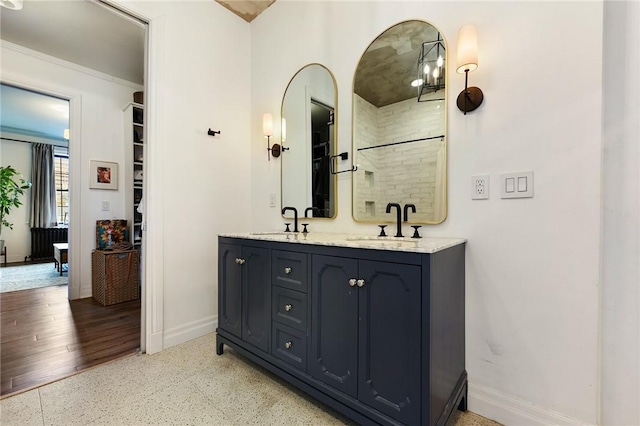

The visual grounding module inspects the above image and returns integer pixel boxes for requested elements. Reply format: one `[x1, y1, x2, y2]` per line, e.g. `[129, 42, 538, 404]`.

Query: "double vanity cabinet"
[217, 233, 467, 426]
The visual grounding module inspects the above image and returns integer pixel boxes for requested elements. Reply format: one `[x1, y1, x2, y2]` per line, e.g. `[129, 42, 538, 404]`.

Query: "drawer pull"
[285, 341, 292, 349]
[285, 304, 292, 312]
[357, 279, 365, 287]
[348, 278, 357, 287]
[284, 267, 292, 274]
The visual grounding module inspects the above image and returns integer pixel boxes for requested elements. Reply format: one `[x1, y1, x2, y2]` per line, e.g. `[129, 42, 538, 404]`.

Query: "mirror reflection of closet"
[352, 20, 447, 224]
[281, 64, 337, 219]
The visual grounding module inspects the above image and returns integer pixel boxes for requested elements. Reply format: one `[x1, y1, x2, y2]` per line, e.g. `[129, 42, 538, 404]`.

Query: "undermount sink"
[249, 231, 289, 235]
[345, 236, 420, 247]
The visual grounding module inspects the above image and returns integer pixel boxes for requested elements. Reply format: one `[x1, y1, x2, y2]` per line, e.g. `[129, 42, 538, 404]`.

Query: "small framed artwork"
[89, 160, 118, 190]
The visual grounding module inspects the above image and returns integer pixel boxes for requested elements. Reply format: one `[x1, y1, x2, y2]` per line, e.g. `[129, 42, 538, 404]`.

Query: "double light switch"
[500, 171, 533, 198]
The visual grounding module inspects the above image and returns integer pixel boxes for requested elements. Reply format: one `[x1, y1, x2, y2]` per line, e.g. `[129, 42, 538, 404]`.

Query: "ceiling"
[215, 0, 275, 22]
[1, 83, 70, 142]
[0, 1, 146, 85]
[354, 21, 444, 108]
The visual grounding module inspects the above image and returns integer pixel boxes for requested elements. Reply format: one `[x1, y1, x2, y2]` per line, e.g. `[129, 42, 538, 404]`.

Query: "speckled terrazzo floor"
[0, 333, 501, 426]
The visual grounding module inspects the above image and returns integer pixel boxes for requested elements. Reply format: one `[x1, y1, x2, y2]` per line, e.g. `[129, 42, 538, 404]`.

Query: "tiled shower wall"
[353, 93, 446, 222]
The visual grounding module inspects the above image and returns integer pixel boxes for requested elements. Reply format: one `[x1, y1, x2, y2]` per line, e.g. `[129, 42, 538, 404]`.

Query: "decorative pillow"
[96, 220, 129, 250]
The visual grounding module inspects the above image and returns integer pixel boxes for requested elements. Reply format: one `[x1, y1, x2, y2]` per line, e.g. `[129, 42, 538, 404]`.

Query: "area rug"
[0, 263, 68, 293]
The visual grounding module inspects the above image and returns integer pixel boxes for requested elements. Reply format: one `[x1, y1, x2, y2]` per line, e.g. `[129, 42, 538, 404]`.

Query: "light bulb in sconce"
[281, 118, 286, 143]
[456, 24, 484, 114]
[263, 113, 274, 161]
[263, 113, 273, 137]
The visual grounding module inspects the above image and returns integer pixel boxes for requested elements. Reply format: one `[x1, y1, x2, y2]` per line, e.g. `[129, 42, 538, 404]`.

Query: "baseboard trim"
[468, 382, 596, 426]
[163, 315, 217, 349]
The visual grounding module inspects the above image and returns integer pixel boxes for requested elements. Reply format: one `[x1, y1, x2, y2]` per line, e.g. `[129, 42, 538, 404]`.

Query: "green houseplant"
[0, 166, 32, 252]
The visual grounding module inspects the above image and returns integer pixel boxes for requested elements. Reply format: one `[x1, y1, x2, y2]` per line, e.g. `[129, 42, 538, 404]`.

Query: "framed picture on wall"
[89, 160, 118, 190]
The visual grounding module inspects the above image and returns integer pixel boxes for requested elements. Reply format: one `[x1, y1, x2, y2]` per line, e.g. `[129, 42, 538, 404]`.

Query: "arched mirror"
[281, 64, 337, 219]
[352, 20, 447, 224]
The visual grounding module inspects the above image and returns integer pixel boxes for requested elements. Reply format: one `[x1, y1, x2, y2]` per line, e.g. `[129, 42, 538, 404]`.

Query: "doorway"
[0, 83, 70, 287]
[0, 0, 149, 396]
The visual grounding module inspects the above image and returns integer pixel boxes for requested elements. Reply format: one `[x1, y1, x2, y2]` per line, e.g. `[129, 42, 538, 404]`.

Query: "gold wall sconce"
[456, 24, 484, 114]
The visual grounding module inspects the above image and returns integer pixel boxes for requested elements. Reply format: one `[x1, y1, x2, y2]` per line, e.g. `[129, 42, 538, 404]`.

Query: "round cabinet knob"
[284, 267, 292, 274]
[285, 304, 292, 312]
[285, 341, 292, 349]
[356, 279, 365, 287]
[238, 258, 245, 265]
[235, 258, 241, 264]
[348, 278, 357, 287]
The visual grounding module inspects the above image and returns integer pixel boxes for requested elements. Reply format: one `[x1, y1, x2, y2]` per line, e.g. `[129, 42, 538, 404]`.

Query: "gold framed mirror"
[281, 64, 338, 220]
[352, 20, 447, 224]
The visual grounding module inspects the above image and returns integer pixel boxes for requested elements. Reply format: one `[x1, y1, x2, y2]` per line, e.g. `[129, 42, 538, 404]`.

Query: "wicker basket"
[92, 249, 139, 306]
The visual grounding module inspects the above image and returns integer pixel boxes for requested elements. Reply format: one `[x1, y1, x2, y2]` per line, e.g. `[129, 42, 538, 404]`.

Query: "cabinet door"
[309, 255, 358, 398]
[242, 246, 271, 353]
[218, 243, 242, 338]
[358, 260, 422, 425]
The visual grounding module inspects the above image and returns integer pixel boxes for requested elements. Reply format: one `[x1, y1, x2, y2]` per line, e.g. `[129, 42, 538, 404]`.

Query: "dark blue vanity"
[217, 233, 466, 426]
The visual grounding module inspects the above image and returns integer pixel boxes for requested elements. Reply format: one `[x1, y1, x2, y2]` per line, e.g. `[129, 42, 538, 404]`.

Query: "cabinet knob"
[284, 267, 292, 274]
[348, 278, 357, 287]
[357, 279, 365, 287]
[285, 304, 292, 312]
[285, 341, 292, 349]
[236, 258, 245, 265]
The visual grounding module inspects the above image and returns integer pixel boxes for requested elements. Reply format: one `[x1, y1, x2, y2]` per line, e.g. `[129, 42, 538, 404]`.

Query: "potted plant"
[0, 165, 32, 254]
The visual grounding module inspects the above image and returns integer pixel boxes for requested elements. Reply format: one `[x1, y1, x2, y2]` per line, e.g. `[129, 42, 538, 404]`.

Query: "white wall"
[602, 1, 640, 425]
[250, 1, 604, 424]
[111, 1, 252, 350]
[1, 41, 142, 299]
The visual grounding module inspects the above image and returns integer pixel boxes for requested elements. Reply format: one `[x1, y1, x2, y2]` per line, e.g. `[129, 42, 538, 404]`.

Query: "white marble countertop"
[219, 232, 466, 254]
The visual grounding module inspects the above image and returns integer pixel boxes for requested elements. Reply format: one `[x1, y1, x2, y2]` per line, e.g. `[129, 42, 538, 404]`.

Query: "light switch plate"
[101, 201, 110, 211]
[471, 175, 490, 200]
[500, 171, 533, 198]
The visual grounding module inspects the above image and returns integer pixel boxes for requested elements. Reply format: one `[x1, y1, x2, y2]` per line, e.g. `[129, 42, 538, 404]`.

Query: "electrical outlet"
[472, 175, 490, 200]
[101, 201, 110, 211]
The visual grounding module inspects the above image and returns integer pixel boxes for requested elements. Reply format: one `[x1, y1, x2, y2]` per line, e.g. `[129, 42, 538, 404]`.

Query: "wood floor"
[0, 284, 140, 398]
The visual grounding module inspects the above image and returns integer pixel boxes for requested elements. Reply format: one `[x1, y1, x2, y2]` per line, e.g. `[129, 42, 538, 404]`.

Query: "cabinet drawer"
[272, 250, 308, 293]
[272, 287, 307, 332]
[272, 323, 307, 372]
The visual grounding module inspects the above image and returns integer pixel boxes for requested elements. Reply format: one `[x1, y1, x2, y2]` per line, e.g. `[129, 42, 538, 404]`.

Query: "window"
[54, 148, 69, 225]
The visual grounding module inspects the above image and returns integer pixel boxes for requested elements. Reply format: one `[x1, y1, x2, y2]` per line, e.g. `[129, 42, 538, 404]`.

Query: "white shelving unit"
[124, 102, 144, 251]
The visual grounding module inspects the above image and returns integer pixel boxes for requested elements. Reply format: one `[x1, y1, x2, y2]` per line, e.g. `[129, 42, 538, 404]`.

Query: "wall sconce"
[263, 113, 275, 160]
[456, 24, 484, 114]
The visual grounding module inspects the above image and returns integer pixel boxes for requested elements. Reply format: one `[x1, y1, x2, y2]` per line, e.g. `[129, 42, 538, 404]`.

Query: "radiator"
[28, 227, 68, 261]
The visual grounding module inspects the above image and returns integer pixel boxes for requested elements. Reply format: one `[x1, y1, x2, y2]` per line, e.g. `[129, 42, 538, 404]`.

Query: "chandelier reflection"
[414, 33, 446, 102]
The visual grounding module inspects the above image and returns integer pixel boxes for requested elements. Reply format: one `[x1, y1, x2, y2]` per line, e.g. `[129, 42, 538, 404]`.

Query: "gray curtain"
[30, 143, 57, 227]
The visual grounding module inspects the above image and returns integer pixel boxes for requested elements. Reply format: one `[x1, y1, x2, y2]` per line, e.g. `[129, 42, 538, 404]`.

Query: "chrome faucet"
[282, 207, 299, 232]
[403, 203, 416, 222]
[385, 203, 403, 237]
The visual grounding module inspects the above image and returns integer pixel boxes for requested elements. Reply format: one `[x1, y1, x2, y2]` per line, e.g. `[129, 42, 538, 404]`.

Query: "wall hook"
[208, 128, 221, 136]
